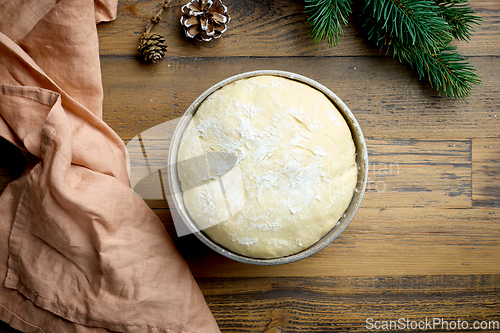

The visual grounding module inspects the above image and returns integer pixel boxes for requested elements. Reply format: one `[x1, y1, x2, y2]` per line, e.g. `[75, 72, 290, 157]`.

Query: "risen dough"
[177, 75, 357, 259]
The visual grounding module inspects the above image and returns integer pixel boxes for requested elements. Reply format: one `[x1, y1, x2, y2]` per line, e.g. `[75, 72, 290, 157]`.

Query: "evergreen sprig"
[435, 0, 483, 41]
[304, 0, 482, 99]
[305, 0, 353, 47]
[364, 0, 452, 53]
[392, 40, 482, 99]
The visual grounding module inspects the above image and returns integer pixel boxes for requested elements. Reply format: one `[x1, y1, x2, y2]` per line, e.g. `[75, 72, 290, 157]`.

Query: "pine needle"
[435, 0, 482, 41]
[303, 0, 482, 99]
[363, 0, 453, 54]
[305, 0, 352, 46]
[392, 41, 482, 99]
[360, 0, 481, 99]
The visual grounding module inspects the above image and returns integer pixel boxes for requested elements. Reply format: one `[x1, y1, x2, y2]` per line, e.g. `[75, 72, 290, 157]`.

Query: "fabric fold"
[0, 0, 220, 332]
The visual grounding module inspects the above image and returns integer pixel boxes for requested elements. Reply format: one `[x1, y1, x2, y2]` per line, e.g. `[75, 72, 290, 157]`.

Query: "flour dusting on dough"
[177, 76, 357, 259]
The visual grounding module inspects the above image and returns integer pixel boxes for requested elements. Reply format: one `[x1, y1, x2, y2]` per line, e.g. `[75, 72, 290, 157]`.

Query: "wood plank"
[1, 275, 499, 332]
[101, 56, 500, 141]
[97, 0, 500, 57]
[364, 139, 471, 208]
[148, 205, 500, 278]
[1, 0, 499, 331]
[197, 275, 500, 332]
[473, 137, 500, 206]
[97, 0, 377, 58]
[128, 137, 472, 207]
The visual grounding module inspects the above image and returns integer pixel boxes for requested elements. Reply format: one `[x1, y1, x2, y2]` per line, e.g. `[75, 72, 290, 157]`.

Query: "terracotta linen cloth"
[0, 0, 220, 332]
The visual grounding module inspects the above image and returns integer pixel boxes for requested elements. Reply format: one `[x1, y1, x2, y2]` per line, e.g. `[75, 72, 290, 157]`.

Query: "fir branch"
[434, 0, 482, 41]
[363, 0, 452, 53]
[304, 0, 352, 46]
[304, 0, 482, 99]
[392, 40, 481, 99]
[420, 46, 481, 99]
[361, 0, 481, 99]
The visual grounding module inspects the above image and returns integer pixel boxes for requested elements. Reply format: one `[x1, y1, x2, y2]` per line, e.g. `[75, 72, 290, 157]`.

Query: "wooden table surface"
[1, 0, 500, 332]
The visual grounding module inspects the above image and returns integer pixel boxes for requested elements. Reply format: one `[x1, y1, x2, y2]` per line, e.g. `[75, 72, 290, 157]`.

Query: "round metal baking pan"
[168, 70, 368, 265]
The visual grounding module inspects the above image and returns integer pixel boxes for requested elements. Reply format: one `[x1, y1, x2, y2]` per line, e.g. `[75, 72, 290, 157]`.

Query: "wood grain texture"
[0, 275, 497, 333]
[127, 137, 472, 207]
[101, 56, 500, 142]
[197, 275, 500, 332]
[150, 205, 500, 278]
[1, 0, 499, 332]
[97, 0, 500, 57]
[473, 137, 500, 206]
[364, 139, 471, 208]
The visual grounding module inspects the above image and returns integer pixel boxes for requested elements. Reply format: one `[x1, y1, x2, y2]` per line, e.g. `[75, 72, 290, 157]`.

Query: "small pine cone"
[138, 32, 168, 63]
[180, 0, 230, 42]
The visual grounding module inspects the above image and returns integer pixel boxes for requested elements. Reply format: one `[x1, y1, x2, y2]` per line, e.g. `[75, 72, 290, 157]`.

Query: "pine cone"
[180, 0, 230, 42]
[138, 32, 168, 63]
